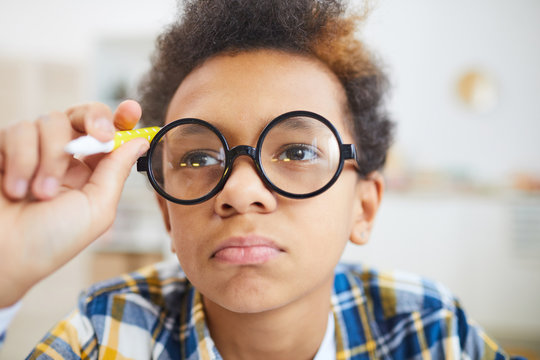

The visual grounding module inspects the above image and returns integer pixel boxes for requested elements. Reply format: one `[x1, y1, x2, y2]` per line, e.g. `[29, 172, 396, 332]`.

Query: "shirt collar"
[182, 287, 338, 360]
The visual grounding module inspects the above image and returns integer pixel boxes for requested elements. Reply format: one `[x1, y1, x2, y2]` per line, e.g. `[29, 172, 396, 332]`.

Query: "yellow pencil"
[64, 127, 160, 156]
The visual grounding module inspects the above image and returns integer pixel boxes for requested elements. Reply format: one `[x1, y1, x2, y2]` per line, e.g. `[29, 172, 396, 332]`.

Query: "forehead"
[166, 50, 350, 142]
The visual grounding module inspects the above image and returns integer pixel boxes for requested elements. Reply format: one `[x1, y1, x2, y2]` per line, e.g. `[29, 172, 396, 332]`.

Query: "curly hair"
[138, 0, 394, 176]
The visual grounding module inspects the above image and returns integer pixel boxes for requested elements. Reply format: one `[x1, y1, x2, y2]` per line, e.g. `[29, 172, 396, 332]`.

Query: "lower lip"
[213, 246, 281, 265]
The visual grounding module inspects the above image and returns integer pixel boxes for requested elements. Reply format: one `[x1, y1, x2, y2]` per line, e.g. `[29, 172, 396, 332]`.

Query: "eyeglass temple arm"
[342, 144, 364, 175]
[137, 156, 148, 172]
[342, 144, 358, 162]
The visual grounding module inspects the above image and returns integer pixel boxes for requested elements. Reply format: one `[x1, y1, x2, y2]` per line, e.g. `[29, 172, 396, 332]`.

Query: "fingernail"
[41, 177, 59, 198]
[94, 117, 115, 135]
[13, 179, 28, 198]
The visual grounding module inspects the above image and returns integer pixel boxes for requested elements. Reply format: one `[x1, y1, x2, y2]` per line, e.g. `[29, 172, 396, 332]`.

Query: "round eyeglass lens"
[150, 122, 226, 202]
[260, 115, 341, 195]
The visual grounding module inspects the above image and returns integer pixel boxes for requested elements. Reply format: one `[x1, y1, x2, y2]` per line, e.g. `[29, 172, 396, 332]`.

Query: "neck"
[203, 275, 334, 360]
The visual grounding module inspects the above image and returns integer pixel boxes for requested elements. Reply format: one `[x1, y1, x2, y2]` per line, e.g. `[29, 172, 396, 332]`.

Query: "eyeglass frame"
[137, 110, 361, 205]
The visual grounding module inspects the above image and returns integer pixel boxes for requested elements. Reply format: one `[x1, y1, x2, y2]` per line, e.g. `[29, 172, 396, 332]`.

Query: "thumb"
[83, 138, 149, 223]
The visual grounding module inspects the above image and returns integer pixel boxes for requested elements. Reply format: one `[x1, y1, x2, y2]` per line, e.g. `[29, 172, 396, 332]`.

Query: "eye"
[274, 144, 319, 162]
[179, 150, 222, 168]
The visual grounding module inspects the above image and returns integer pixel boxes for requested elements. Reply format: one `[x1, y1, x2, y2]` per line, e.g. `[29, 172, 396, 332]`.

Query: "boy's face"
[160, 50, 382, 314]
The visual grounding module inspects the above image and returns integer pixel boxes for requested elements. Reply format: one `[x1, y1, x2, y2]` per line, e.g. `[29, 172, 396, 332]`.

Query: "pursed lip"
[211, 235, 285, 265]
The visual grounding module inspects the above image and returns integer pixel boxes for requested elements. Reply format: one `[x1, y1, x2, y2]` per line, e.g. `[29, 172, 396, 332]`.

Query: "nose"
[213, 149, 277, 216]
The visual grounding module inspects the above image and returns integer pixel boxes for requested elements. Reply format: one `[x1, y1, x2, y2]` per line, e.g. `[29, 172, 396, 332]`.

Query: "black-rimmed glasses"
[137, 110, 359, 205]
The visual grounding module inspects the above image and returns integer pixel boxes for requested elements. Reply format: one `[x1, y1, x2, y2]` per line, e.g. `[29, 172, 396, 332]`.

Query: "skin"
[157, 49, 384, 360]
[0, 100, 149, 307]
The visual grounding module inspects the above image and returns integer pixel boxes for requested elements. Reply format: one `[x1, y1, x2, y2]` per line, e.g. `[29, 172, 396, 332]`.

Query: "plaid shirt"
[25, 261, 515, 360]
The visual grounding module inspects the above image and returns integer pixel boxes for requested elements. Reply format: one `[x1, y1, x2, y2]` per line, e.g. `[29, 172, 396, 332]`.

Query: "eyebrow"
[275, 117, 322, 136]
[166, 115, 318, 142]
[166, 123, 212, 138]
[280, 117, 317, 130]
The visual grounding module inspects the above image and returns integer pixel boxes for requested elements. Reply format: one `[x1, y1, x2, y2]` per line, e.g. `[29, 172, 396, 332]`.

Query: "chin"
[204, 278, 291, 315]
[216, 295, 285, 314]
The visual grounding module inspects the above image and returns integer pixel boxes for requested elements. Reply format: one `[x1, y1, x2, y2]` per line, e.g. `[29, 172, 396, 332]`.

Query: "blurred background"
[0, 0, 539, 358]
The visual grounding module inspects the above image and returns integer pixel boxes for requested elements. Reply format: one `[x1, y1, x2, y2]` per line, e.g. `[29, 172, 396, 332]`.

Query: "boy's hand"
[0, 100, 149, 308]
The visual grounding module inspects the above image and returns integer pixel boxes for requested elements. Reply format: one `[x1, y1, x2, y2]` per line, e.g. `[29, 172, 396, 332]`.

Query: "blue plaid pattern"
[25, 261, 518, 359]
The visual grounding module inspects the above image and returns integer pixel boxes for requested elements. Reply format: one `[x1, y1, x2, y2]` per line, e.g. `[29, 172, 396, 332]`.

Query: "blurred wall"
[362, 0, 540, 182]
[0, 0, 176, 124]
[0, 0, 176, 61]
[352, 0, 540, 351]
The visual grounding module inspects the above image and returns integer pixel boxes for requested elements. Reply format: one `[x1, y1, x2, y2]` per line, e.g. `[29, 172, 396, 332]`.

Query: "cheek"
[309, 178, 357, 233]
[167, 205, 209, 263]
[286, 184, 356, 259]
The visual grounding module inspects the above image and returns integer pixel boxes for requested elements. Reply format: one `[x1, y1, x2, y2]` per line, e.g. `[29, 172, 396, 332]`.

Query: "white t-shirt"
[0, 301, 21, 341]
[313, 311, 336, 360]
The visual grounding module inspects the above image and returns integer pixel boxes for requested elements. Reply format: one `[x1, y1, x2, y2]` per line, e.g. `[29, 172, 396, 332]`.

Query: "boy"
[0, 0, 516, 359]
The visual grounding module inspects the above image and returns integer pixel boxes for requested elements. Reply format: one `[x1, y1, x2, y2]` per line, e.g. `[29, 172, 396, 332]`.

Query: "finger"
[79, 153, 106, 172]
[0, 128, 5, 173]
[0, 131, 6, 204]
[66, 100, 143, 172]
[65, 102, 115, 142]
[113, 100, 142, 131]
[2, 121, 39, 199]
[31, 112, 74, 200]
[83, 138, 149, 221]
[62, 158, 92, 191]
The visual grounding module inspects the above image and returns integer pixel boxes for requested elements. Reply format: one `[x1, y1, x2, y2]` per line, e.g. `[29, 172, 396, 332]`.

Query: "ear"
[155, 194, 175, 253]
[349, 171, 384, 246]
